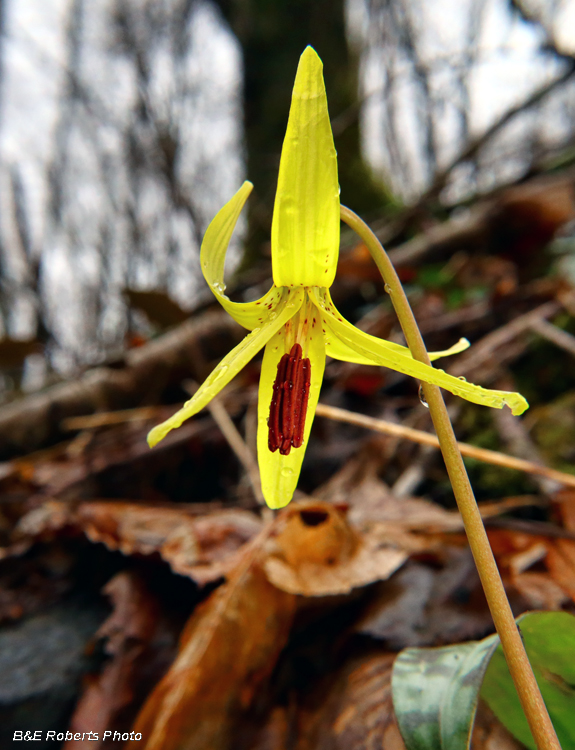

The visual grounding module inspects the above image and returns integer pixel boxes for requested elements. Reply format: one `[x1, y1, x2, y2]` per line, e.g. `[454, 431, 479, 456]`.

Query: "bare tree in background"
[0, 0, 243, 379]
[351, 0, 575, 204]
[1, 0, 575, 399]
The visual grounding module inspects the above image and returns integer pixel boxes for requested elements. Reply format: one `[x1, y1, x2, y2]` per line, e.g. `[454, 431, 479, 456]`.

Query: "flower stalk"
[340, 204, 561, 750]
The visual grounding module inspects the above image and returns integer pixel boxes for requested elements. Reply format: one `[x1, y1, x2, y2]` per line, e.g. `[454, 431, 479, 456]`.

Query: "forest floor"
[1, 170, 575, 749]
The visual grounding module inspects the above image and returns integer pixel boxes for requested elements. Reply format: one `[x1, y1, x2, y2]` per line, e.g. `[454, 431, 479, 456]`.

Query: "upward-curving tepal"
[147, 46, 528, 509]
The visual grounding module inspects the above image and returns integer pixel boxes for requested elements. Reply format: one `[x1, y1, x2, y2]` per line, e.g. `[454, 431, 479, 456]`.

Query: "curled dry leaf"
[15, 500, 262, 585]
[126, 502, 408, 750]
[128, 526, 297, 750]
[487, 492, 575, 606]
[64, 572, 161, 749]
[262, 500, 407, 596]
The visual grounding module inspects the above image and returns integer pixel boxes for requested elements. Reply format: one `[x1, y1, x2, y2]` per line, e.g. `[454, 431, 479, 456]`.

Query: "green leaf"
[392, 634, 499, 750]
[392, 611, 575, 750]
[482, 612, 575, 750]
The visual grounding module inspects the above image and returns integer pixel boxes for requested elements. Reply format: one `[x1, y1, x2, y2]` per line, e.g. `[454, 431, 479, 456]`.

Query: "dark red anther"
[267, 343, 311, 455]
[268, 353, 289, 452]
[292, 358, 311, 448]
[280, 343, 302, 449]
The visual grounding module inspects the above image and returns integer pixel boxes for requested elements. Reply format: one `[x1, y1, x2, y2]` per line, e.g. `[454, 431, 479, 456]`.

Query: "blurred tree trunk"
[215, 0, 391, 265]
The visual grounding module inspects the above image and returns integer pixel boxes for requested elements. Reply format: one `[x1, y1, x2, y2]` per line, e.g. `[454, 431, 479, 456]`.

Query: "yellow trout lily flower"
[148, 46, 528, 509]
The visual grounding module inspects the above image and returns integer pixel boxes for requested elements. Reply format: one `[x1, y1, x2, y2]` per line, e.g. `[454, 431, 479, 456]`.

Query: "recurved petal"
[148, 288, 305, 447]
[271, 46, 340, 289]
[309, 288, 528, 416]
[326, 323, 470, 365]
[257, 314, 325, 509]
[200, 180, 282, 330]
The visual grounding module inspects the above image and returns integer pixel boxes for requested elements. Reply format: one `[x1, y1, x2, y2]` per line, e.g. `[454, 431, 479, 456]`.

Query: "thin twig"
[530, 318, 575, 358]
[449, 300, 561, 377]
[314, 402, 575, 490]
[340, 204, 562, 750]
[62, 407, 162, 430]
[207, 397, 266, 508]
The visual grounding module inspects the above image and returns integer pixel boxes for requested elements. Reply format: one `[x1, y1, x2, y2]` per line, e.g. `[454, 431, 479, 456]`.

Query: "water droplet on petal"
[213, 365, 228, 382]
[384, 283, 392, 294]
[458, 375, 467, 381]
[418, 384, 429, 408]
[268, 311, 277, 321]
[281, 467, 294, 477]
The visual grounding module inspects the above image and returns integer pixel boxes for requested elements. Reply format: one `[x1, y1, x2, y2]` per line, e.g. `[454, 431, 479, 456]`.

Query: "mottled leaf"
[392, 634, 499, 750]
[392, 612, 575, 750]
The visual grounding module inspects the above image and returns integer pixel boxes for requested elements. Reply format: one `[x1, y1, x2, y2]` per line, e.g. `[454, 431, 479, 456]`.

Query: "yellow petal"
[309, 288, 528, 415]
[271, 46, 340, 288]
[326, 320, 469, 364]
[201, 180, 283, 330]
[257, 311, 326, 509]
[148, 288, 305, 447]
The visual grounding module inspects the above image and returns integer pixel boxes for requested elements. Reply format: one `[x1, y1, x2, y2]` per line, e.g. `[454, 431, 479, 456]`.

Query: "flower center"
[268, 342, 311, 455]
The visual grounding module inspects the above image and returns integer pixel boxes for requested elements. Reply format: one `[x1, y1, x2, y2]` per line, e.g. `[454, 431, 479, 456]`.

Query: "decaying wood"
[0, 309, 242, 458]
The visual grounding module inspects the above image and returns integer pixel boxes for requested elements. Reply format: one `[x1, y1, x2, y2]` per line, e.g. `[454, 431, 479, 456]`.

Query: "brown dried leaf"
[317, 463, 465, 532]
[292, 652, 404, 750]
[511, 571, 568, 610]
[471, 701, 526, 750]
[543, 492, 575, 603]
[128, 526, 297, 750]
[546, 540, 575, 603]
[124, 289, 189, 328]
[262, 501, 407, 596]
[15, 500, 262, 585]
[0, 338, 42, 369]
[65, 572, 161, 750]
[356, 551, 494, 649]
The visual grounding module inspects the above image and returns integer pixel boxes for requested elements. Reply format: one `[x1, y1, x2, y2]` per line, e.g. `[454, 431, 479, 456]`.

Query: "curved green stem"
[340, 204, 561, 750]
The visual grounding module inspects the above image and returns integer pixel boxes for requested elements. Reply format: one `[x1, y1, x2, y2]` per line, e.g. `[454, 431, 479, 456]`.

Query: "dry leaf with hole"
[262, 500, 407, 596]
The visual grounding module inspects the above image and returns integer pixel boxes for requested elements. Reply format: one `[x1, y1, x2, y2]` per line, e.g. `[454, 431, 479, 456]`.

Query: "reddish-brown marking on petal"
[268, 344, 311, 455]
